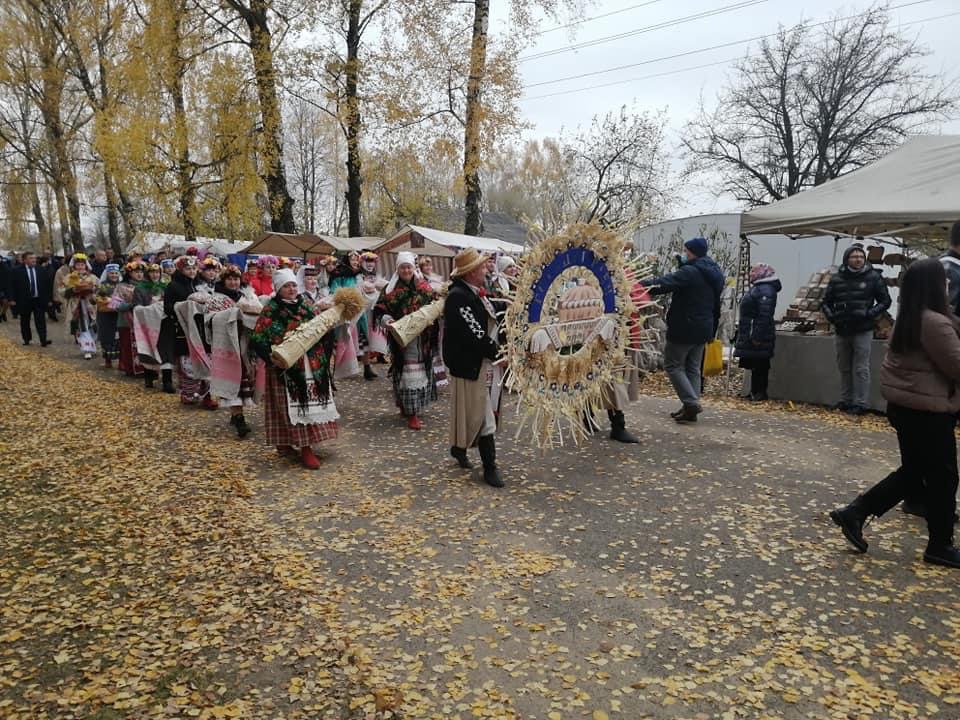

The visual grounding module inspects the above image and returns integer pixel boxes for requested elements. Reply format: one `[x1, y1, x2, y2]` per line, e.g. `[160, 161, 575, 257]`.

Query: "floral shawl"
[250, 294, 336, 409]
[373, 277, 438, 373]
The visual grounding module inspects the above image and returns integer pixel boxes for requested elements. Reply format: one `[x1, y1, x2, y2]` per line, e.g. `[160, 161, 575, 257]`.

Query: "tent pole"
[831, 236, 840, 265]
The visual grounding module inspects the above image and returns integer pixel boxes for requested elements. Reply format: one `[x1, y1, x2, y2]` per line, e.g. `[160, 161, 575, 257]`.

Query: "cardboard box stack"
[781, 269, 834, 333]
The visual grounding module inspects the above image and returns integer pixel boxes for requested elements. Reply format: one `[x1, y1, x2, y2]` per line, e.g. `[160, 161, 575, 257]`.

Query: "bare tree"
[566, 106, 670, 228]
[682, 4, 957, 207]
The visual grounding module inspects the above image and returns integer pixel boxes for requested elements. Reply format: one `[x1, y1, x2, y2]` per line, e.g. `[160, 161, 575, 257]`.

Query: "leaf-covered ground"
[2, 325, 959, 719]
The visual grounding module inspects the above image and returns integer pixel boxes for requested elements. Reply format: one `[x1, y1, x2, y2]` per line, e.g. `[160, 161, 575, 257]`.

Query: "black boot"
[363, 364, 377, 380]
[477, 434, 504, 488]
[230, 413, 252, 438]
[161, 368, 175, 394]
[608, 410, 639, 443]
[144, 369, 157, 389]
[923, 543, 960, 569]
[673, 404, 700, 424]
[829, 497, 870, 553]
[450, 446, 473, 469]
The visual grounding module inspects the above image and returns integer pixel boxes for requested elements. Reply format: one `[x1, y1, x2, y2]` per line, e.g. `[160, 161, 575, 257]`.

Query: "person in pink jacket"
[831, 258, 960, 569]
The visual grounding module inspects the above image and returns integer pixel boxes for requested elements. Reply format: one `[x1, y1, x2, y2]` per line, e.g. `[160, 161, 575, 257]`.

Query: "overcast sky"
[498, 0, 960, 217]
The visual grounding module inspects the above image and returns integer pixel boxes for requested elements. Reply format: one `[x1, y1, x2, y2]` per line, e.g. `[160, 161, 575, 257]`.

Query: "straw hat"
[450, 247, 489, 278]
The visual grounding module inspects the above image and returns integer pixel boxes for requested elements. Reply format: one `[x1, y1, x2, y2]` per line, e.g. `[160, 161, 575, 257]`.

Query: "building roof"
[433, 209, 531, 247]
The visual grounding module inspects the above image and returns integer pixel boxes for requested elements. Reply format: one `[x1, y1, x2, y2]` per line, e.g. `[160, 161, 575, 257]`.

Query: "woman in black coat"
[735, 264, 782, 401]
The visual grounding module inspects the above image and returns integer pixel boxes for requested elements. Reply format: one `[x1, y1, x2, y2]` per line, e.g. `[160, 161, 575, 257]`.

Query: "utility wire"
[521, 0, 768, 63]
[522, 0, 936, 90]
[520, 7, 960, 101]
[523, 58, 743, 101]
[535, 0, 672, 37]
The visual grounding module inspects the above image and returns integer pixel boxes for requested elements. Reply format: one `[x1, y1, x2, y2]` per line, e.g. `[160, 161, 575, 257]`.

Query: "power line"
[519, 7, 960, 101]
[521, 0, 768, 63]
[522, 0, 936, 90]
[522, 58, 743, 101]
[535, 0, 672, 37]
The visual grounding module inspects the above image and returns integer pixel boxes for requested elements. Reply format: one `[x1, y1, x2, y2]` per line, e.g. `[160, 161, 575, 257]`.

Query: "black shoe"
[363, 364, 377, 380]
[749, 392, 768, 402]
[833, 401, 851, 412]
[477, 434, 504, 488]
[450, 446, 473, 470]
[847, 405, 867, 416]
[161, 368, 175, 394]
[40, 340, 51, 346]
[230, 414, 252, 438]
[830, 503, 869, 553]
[673, 405, 699, 424]
[22, 340, 30, 346]
[608, 410, 639, 443]
[669, 406, 685, 419]
[923, 544, 960, 569]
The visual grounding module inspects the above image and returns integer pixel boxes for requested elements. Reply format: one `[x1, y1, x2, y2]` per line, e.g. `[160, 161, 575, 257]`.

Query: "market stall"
[739, 135, 960, 409]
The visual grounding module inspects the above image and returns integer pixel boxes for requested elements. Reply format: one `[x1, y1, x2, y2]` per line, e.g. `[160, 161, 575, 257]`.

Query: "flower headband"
[220, 263, 243, 280]
[175, 255, 197, 270]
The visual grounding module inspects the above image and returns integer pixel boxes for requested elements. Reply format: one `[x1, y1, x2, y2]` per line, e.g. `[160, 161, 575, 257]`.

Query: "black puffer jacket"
[735, 278, 781, 360]
[821, 247, 891, 336]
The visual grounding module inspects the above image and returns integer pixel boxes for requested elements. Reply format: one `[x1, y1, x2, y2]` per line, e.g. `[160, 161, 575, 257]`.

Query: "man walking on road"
[10, 251, 52, 346]
[645, 237, 725, 424]
[821, 244, 891, 415]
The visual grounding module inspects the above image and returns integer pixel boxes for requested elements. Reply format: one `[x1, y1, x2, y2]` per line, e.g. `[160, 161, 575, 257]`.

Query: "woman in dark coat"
[735, 264, 782, 401]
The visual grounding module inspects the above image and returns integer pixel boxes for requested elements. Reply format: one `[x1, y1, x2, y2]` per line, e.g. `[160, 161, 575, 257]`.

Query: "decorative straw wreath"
[504, 223, 655, 448]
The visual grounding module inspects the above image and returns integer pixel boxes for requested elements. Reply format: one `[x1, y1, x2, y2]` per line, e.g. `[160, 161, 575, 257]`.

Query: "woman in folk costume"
[95, 263, 123, 367]
[374, 252, 440, 430]
[249, 255, 279, 297]
[62, 253, 99, 359]
[492, 256, 518, 295]
[357, 251, 389, 360]
[297, 264, 333, 311]
[329, 251, 376, 380]
[250, 268, 340, 469]
[418, 256, 445, 293]
[159, 258, 175, 286]
[115, 261, 147, 376]
[207, 264, 262, 438]
[159, 255, 205, 398]
[195, 256, 221, 296]
[132, 263, 167, 389]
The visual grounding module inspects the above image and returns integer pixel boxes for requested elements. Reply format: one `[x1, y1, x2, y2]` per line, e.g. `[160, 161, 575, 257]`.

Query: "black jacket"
[941, 251, 960, 317]
[735, 278, 781, 360]
[647, 256, 725, 345]
[822, 247, 891, 336]
[10, 263, 53, 306]
[442, 278, 499, 380]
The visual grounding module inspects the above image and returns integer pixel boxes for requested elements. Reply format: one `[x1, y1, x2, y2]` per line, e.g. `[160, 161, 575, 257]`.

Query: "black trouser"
[750, 358, 770, 396]
[859, 403, 958, 546]
[19, 299, 47, 344]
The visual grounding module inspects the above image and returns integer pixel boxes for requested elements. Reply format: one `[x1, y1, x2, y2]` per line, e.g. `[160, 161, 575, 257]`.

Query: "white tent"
[740, 136, 960, 241]
[382, 224, 526, 255]
[126, 231, 252, 256]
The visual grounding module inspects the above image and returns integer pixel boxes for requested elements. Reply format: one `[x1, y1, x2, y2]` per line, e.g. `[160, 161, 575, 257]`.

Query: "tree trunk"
[344, 0, 363, 237]
[241, 1, 296, 233]
[462, 0, 489, 237]
[167, 7, 197, 243]
[103, 168, 123, 256]
[116, 186, 137, 245]
[52, 180, 70, 255]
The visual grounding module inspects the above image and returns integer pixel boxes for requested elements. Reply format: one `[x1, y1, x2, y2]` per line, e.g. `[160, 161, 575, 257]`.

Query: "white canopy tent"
[740, 136, 960, 242]
[126, 231, 252, 256]
[382, 224, 526, 255]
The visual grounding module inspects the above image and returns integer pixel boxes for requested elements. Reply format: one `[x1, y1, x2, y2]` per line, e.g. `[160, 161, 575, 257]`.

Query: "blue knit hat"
[684, 237, 708, 258]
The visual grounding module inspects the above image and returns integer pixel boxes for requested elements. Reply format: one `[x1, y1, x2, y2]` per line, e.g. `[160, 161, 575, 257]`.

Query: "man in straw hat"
[443, 247, 505, 488]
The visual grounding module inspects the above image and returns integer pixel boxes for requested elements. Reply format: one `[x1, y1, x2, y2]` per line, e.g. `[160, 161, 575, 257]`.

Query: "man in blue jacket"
[646, 237, 725, 423]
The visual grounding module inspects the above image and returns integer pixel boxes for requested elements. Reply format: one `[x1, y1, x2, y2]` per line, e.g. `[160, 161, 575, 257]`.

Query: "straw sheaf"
[503, 223, 660, 449]
[332, 286, 365, 322]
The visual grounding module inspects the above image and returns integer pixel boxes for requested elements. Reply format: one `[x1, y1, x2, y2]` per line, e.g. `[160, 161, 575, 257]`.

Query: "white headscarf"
[272, 268, 298, 294]
[385, 251, 420, 294]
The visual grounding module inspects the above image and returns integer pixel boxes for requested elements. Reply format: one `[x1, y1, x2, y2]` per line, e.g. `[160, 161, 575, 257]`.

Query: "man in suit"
[10, 251, 52, 346]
